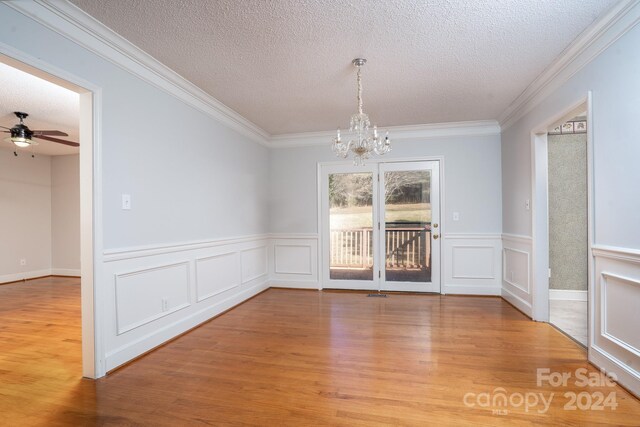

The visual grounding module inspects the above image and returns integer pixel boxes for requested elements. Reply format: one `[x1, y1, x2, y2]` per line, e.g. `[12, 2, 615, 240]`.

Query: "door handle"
[433, 234, 439, 240]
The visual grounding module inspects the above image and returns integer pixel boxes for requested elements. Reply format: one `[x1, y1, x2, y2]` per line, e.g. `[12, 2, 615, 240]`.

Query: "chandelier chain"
[357, 66, 363, 115]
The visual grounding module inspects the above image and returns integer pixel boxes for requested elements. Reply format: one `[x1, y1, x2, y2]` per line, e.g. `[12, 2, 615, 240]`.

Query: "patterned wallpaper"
[548, 132, 588, 291]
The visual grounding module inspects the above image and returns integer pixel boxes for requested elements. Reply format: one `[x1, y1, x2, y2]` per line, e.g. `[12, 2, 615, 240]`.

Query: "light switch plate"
[122, 194, 131, 210]
[453, 212, 460, 221]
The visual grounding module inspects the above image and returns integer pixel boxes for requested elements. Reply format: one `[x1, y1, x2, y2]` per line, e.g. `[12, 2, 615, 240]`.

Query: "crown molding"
[499, 0, 640, 130]
[268, 120, 501, 148]
[5, 0, 271, 146]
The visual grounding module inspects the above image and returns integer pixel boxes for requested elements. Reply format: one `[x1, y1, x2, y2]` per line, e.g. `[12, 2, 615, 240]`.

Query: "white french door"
[320, 160, 441, 292]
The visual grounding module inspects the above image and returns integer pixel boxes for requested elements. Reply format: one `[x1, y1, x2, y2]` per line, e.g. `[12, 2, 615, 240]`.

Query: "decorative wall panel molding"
[600, 272, 640, 356]
[101, 235, 269, 372]
[241, 246, 268, 283]
[269, 234, 319, 289]
[114, 262, 191, 335]
[274, 244, 313, 275]
[442, 234, 502, 295]
[501, 234, 533, 316]
[195, 252, 241, 302]
[591, 245, 640, 397]
[503, 247, 530, 293]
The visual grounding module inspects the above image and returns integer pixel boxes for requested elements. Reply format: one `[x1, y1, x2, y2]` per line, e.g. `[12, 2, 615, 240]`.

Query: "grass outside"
[330, 203, 431, 229]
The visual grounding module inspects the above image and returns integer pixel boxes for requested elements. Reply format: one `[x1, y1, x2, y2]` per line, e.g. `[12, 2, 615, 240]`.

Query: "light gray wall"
[0, 148, 52, 279]
[548, 133, 587, 290]
[51, 154, 80, 271]
[270, 134, 502, 235]
[501, 22, 640, 249]
[0, 4, 269, 251]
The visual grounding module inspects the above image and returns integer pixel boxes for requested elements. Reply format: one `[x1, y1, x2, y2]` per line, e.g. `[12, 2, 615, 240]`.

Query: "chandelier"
[331, 58, 391, 165]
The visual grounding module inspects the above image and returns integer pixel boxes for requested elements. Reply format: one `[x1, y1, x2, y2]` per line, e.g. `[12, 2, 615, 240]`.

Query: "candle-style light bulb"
[337, 128, 341, 141]
[373, 125, 378, 138]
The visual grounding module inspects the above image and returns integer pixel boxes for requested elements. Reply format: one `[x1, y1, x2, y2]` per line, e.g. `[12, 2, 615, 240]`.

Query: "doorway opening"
[320, 160, 441, 292]
[0, 51, 98, 378]
[547, 115, 588, 345]
[531, 95, 593, 351]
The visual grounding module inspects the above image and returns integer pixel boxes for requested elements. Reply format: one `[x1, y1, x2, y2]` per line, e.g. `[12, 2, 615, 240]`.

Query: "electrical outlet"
[161, 298, 168, 312]
[20, 258, 26, 266]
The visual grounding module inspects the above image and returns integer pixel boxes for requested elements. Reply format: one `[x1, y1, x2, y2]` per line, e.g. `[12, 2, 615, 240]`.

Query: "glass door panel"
[383, 170, 431, 283]
[329, 172, 374, 281]
[379, 161, 440, 292]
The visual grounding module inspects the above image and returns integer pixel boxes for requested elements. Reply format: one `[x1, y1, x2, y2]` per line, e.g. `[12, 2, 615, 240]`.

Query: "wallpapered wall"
[548, 132, 587, 290]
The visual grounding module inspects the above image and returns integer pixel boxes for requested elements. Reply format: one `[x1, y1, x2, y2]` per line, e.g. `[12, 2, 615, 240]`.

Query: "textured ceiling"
[70, 0, 615, 135]
[0, 62, 79, 156]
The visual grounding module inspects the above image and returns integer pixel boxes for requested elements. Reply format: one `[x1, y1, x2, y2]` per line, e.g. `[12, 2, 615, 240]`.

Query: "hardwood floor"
[1, 278, 638, 426]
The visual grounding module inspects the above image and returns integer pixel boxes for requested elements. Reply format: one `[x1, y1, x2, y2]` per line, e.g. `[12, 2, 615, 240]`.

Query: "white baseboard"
[443, 284, 501, 296]
[549, 289, 588, 301]
[269, 280, 319, 290]
[590, 345, 640, 398]
[501, 287, 532, 318]
[51, 268, 81, 277]
[0, 269, 52, 284]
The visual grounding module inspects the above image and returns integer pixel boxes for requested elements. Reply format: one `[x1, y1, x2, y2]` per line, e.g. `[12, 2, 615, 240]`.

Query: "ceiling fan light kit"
[1, 111, 79, 149]
[7, 112, 36, 147]
[331, 58, 391, 166]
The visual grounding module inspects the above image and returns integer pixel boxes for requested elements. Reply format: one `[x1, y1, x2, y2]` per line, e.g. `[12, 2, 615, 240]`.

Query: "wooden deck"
[1, 277, 638, 425]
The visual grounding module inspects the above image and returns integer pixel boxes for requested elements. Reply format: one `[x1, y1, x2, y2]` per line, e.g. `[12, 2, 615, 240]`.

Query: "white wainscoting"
[501, 234, 533, 317]
[442, 234, 502, 295]
[102, 234, 269, 372]
[268, 234, 319, 289]
[590, 245, 640, 397]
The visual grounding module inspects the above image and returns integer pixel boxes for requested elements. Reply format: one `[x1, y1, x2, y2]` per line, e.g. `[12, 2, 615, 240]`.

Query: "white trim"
[499, 1, 640, 130]
[270, 120, 500, 148]
[590, 345, 640, 398]
[5, 0, 270, 146]
[443, 284, 501, 296]
[51, 268, 81, 277]
[593, 245, 640, 264]
[0, 269, 53, 284]
[269, 280, 319, 289]
[502, 233, 533, 243]
[103, 234, 269, 262]
[269, 233, 319, 240]
[549, 289, 588, 301]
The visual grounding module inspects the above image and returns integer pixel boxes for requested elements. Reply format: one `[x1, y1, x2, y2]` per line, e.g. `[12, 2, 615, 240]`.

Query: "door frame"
[317, 156, 445, 292]
[530, 93, 593, 350]
[0, 44, 105, 378]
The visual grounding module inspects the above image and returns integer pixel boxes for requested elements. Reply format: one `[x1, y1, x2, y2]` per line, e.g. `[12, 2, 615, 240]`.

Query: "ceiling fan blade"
[0, 125, 11, 130]
[34, 135, 79, 147]
[32, 130, 69, 136]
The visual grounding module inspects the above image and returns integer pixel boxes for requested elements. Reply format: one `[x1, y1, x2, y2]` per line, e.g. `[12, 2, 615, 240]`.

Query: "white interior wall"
[0, 148, 52, 282]
[501, 18, 640, 395]
[269, 134, 503, 293]
[51, 154, 80, 275]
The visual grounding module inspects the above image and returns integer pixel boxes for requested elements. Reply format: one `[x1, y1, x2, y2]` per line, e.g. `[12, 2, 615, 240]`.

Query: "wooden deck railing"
[330, 223, 431, 270]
